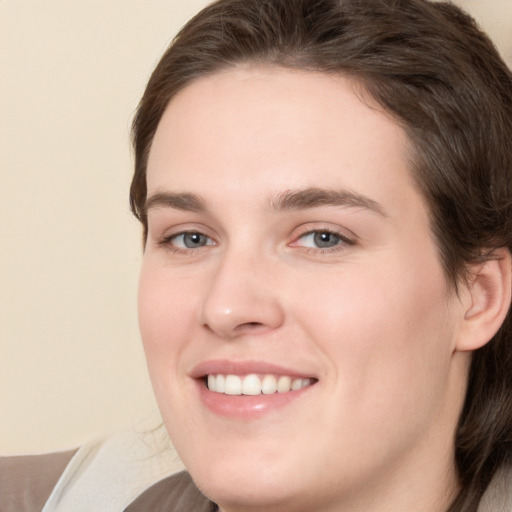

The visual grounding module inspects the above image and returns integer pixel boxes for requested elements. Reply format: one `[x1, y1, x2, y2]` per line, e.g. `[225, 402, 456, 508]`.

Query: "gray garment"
[0, 450, 77, 512]
[1, 449, 511, 512]
[478, 464, 512, 512]
[124, 471, 215, 512]
[0, 451, 213, 512]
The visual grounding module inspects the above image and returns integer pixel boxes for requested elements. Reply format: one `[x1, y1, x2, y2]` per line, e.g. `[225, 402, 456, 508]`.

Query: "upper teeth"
[207, 374, 312, 395]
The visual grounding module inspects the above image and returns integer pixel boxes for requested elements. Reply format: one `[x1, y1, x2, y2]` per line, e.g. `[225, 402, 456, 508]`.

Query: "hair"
[130, 0, 512, 510]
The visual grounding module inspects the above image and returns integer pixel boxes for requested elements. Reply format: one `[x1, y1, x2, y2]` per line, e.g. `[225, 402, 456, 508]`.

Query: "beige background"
[1, 1, 511, 455]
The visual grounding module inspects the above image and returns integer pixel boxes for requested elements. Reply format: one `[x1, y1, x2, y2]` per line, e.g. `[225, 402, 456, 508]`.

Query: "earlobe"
[456, 250, 512, 352]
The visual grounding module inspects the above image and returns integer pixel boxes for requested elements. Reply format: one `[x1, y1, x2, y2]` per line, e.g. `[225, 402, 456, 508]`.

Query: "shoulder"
[124, 471, 215, 512]
[0, 433, 211, 512]
[29, 430, 187, 512]
[478, 463, 512, 512]
[0, 449, 77, 512]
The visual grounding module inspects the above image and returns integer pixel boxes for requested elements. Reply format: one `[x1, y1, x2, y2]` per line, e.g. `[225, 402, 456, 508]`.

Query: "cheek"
[287, 261, 458, 470]
[290, 257, 456, 402]
[137, 262, 195, 373]
[137, 262, 204, 439]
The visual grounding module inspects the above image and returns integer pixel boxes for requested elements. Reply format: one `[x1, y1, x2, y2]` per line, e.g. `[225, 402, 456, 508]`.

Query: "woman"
[2, 0, 511, 511]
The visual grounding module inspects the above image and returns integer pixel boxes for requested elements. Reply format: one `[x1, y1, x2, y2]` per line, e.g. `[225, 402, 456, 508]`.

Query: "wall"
[1, 0, 511, 455]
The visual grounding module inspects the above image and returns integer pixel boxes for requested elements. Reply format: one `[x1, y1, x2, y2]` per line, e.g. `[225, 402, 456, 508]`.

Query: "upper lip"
[189, 359, 317, 380]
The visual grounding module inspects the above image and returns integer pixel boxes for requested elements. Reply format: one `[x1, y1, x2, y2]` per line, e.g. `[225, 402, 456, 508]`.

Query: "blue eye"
[312, 231, 341, 248]
[169, 232, 214, 249]
[296, 230, 350, 249]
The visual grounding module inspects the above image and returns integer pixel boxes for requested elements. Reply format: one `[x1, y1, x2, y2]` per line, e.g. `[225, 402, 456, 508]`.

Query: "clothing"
[1, 430, 511, 512]
[0, 449, 77, 512]
[0, 430, 199, 512]
[124, 471, 215, 512]
[478, 465, 512, 512]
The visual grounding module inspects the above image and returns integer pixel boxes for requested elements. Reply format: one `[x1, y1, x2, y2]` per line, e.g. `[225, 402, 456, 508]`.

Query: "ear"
[455, 249, 512, 352]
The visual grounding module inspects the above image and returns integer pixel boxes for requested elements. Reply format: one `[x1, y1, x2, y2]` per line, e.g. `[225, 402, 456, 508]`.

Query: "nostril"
[202, 321, 266, 336]
[233, 321, 266, 334]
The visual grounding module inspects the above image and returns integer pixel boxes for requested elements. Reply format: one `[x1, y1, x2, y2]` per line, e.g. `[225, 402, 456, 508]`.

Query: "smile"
[207, 374, 314, 395]
[192, 361, 318, 418]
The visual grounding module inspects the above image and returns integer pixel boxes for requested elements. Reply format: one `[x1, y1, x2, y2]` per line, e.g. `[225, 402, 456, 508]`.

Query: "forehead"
[146, 65, 416, 212]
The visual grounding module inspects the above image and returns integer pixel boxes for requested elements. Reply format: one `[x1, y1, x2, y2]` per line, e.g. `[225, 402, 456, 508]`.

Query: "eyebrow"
[144, 187, 387, 217]
[145, 191, 207, 214]
[269, 187, 387, 217]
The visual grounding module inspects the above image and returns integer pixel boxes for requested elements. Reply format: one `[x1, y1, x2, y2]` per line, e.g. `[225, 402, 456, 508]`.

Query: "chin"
[195, 473, 311, 512]
[184, 447, 316, 511]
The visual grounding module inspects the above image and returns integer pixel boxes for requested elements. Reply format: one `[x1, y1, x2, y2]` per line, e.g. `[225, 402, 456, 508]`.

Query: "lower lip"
[196, 380, 314, 420]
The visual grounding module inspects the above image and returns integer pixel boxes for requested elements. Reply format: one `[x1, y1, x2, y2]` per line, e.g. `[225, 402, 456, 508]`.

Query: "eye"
[165, 231, 215, 250]
[293, 230, 353, 250]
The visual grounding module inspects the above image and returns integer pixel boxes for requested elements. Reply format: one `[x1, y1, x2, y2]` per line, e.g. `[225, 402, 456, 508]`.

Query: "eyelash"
[157, 228, 355, 255]
[290, 229, 355, 256]
[158, 231, 216, 254]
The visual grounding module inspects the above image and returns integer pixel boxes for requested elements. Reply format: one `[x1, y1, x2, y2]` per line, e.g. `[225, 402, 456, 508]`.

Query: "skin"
[138, 66, 474, 512]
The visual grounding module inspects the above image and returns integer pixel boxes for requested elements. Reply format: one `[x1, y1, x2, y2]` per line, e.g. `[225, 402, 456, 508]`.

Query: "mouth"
[206, 373, 315, 395]
[191, 360, 318, 419]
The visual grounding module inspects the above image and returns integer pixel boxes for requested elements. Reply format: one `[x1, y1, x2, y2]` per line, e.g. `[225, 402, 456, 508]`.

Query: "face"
[139, 66, 467, 512]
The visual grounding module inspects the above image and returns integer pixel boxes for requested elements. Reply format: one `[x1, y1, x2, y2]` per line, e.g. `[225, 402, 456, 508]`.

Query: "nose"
[200, 251, 285, 339]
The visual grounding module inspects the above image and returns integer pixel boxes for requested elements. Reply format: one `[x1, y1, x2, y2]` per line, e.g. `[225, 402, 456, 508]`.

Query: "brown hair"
[130, 1, 512, 509]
